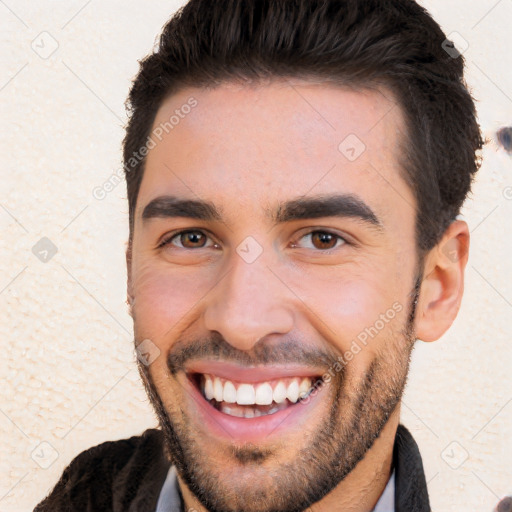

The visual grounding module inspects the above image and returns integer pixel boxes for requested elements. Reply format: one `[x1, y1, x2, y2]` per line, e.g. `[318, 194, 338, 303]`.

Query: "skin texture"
[126, 79, 469, 512]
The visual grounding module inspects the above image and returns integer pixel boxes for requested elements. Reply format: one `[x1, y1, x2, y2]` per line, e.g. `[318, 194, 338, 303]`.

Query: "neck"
[178, 408, 399, 512]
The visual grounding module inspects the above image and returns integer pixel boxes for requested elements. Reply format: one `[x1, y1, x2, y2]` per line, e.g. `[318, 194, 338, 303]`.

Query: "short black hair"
[123, 0, 484, 253]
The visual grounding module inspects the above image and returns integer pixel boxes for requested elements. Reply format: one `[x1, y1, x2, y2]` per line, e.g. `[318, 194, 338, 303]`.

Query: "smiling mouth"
[188, 372, 322, 418]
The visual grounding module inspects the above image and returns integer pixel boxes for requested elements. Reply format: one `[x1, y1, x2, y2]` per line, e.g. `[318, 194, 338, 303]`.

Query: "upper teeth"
[202, 374, 313, 405]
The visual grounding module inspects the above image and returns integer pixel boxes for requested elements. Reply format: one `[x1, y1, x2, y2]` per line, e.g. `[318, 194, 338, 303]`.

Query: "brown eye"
[159, 230, 214, 250]
[293, 230, 347, 252]
[179, 231, 207, 248]
[310, 232, 339, 250]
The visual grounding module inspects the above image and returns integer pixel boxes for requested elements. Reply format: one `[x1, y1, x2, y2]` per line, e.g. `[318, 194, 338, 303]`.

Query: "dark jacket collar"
[394, 424, 431, 511]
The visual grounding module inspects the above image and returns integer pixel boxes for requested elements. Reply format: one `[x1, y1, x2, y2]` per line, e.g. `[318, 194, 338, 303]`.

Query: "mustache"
[166, 332, 339, 376]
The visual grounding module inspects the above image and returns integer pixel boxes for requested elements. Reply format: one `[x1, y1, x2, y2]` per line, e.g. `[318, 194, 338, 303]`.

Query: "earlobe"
[414, 220, 470, 342]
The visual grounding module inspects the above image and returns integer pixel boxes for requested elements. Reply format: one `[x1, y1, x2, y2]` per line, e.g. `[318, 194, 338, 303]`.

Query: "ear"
[125, 240, 135, 316]
[415, 220, 470, 342]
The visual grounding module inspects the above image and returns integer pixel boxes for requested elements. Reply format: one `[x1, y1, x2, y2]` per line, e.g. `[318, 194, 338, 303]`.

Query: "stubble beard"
[136, 277, 421, 512]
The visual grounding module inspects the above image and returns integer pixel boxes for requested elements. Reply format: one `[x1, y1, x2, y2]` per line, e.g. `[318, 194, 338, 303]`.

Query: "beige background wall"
[1, 1, 511, 510]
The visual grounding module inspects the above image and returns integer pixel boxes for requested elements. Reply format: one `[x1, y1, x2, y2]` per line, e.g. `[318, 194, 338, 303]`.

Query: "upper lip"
[185, 360, 324, 383]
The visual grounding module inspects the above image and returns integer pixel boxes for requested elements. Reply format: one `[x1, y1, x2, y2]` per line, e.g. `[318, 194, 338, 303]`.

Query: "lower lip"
[183, 374, 325, 443]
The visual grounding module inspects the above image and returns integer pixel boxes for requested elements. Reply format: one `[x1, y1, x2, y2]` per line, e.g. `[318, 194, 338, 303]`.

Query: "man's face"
[128, 80, 421, 512]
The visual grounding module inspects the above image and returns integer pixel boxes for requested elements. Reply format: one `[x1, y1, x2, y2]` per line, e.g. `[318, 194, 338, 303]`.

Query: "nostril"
[497, 126, 512, 153]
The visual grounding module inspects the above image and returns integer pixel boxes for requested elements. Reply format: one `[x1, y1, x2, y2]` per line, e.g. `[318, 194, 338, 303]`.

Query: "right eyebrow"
[141, 196, 223, 223]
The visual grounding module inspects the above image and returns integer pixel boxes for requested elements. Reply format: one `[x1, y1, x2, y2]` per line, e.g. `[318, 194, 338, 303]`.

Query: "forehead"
[136, 79, 415, 231]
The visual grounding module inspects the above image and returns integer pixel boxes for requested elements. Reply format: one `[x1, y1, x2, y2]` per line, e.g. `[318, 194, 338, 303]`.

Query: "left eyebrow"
[270, 194, 383, 230]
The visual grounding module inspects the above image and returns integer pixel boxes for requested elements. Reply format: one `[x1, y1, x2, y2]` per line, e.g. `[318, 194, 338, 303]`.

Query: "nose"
[203, 246, 294, 352]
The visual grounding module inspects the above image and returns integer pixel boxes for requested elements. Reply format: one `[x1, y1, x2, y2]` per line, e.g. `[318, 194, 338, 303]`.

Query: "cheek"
[131, 261, 215, 343]
[293, 265, 408, 360]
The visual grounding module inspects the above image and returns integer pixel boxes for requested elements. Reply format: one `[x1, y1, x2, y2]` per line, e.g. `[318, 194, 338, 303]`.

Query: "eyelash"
[157, 229, 349, 253]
